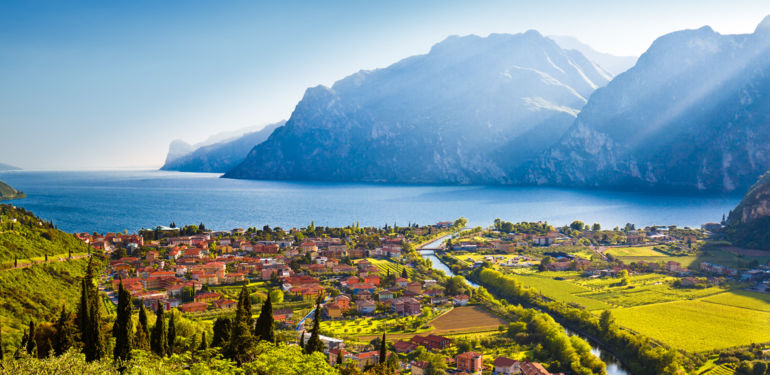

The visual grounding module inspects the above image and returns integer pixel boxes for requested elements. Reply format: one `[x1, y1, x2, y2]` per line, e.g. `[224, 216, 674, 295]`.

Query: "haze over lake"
[0, 170, 739, 233]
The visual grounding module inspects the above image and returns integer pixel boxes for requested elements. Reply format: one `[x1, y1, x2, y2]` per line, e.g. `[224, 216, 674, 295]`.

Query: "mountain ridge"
[224, 30, 610, 184]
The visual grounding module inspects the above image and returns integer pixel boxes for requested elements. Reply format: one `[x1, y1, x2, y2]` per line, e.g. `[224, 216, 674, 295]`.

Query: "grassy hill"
[0, 204, 91, 264]
[0, 179, 25, 201]
[0, 205, 101, 353]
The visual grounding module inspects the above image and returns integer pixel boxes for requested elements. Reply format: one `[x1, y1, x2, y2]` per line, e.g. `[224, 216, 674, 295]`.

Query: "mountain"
[548, 35, 637, 77]
[0, 162, 20, 171]
[525, 17, 770, 193]
[161, 121, 285, 173]
[0, 179, 25, 201]
[225, 31, 610, 184]
[725, 171, 770, 250]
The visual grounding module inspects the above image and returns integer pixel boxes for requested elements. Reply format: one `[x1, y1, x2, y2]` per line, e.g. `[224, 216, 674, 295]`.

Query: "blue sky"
[1, 0, 768, 169]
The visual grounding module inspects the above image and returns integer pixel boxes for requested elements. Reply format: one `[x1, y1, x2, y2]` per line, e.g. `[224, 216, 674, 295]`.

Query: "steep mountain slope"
[526, 18, 770, 192]
[225, 31, 610, 184]
[161, 121, 284, 173]
[725, 171, 770, 249]
[0, 179, 24, 201]
[549, 35, 637, 76]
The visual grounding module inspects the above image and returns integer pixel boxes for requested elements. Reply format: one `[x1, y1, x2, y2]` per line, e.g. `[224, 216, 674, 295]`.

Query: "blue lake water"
[0, 170, 740, 234]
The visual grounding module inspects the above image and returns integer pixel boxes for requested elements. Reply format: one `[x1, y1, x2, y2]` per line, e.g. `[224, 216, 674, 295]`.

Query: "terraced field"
[612, 299, 770, 352]
[364, 258, 415, 278]
[505, 273, 612, 311]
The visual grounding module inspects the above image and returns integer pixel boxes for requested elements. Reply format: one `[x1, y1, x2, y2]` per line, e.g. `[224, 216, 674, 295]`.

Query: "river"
[419, 235, 631, 375]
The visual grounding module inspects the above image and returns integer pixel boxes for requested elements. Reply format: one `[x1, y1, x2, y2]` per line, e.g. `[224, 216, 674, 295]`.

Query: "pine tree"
[198, 331, 208, 351]
[53, 305, 75, 356]
[112, 281, 133, 361]
[134, 305, 150, 350]
[304, 294, 324, 354]
[77, 257, 105, 362]
[25, 321, 36, 356]
[167, 310, 176, 356]
[379, 333, 386, 364]
[150, 303, 167, 357]
[254, 292, 274, 343]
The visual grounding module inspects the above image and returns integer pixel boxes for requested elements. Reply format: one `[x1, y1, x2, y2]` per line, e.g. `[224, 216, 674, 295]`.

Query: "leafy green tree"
[211, 317, 232, 347]
[255, 292, 275, 343]
[53, 305, 75, 356]
[304, 295, 324, 354]
[268, 288, 284, 304]
[751, 362, 767, 375]
[599, 310, 614, 333]
[592, 223, 601, 231]
[150, 303, 167, 357]
[112, 281, 133, 361]
[569, 220, 585, 231]
[134, 305, 150, 350]
[167, 310, 176, 356]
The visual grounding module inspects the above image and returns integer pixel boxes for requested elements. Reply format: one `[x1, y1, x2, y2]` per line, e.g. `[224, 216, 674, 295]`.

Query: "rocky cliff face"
[224, 31, 610, 184]
[162, 122, 284, 173]
[726, 171, 770, 249]
[525, 18, 770, 192]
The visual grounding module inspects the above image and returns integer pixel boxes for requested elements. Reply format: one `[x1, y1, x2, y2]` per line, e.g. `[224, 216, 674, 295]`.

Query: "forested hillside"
[0, 205, 90, 264]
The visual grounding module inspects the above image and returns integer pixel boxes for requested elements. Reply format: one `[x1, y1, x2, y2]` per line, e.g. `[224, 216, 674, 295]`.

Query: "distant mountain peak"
[756, 15, 770, 34]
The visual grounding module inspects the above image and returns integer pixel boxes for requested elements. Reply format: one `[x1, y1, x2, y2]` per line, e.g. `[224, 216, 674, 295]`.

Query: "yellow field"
[612, 299, 770, 352]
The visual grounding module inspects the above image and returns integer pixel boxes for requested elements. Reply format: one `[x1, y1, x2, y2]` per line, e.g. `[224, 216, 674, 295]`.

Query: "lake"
[0, 170, 740, 234]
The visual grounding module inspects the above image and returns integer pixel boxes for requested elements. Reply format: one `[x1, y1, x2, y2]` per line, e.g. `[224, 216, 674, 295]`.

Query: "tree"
[226, 284, 257, 364]
[53, 305, 75, 356]
[255, 292, 275, 343]
[150, 303, 167, 357]
[77, 258, 105, 362]
[198, 331, 208, 351]
[167, 310, 177, 356]
[752, 362, 767, 375]
[599, 310, 614, 333]
[446, 276, 468, 296]
[592, 223, 601, 231]
[401, 268, 408, 279]
[569, 220, 585, 231]
[379, 333, 387, 364]
[269, 288, 284, 304]
[25, 321, 36, 356]
[112, 281, 133, 361]
[304, 294, 324, 354]
[0, 323, 3, 360]
[134, 305, 150, 350]
[211, 317, 232, 347]
[453, 217, 468, 228]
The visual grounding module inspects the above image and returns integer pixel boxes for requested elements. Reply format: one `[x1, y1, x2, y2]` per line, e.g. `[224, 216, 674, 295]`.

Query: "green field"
[701, 290, 770, 313]
[505, 273, 612, 311]
[604, 246, 666, 257]
[612, 299, 770, 352]
[364, 258, 415, 278]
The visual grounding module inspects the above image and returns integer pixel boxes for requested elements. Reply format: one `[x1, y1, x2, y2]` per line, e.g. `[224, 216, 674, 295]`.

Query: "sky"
[1, 0, 769, 170]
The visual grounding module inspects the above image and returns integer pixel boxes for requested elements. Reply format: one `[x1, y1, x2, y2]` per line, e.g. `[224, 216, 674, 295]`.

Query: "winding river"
[418, 235, 631, 375]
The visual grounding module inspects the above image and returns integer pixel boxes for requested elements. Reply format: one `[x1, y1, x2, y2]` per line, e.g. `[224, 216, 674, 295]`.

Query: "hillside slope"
[726, 171, 770, 250]
[0, 204, 91, 263]
[225, 31, 610, 184]
[525, 17, 770, 192]
[161, 121, 284, 173]
[0, 179, 25, 201]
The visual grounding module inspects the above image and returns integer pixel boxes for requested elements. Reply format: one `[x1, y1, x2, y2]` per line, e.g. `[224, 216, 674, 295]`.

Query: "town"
[64, 215, 770, 375]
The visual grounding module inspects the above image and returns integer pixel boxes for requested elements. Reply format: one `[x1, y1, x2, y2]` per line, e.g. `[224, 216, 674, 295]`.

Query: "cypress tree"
[254, 292, 274, 343]
[167, 310, 176, 356]
[226, 285, 256, 364]
[401, 267, 408, 279]
[134, 305, 150, 350]
[198, 331, 208, 351]
[25, 321, 36, 356]
[304, 294, 324, 354]
[150, 303, 167, 357]
[53, 305, 75, 356]
[379, 333, 387, 364]
[77, 257, 105, 362]
[112, 281, 133, 361]
[336, 349, 343, 367]
[211, 317, 231, 347]
[0, 323, 4, 360]
[299, 332, 305, 351]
